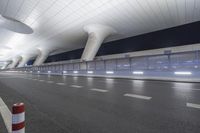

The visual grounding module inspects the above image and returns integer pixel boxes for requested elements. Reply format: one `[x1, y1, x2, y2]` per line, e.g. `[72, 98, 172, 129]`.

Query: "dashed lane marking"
[70, 85, 83, 88]
[90, 88, 108, 93]
[56, 83, 66, 86]
[124, 93, 152, 100]
[186, 103, 200, 109]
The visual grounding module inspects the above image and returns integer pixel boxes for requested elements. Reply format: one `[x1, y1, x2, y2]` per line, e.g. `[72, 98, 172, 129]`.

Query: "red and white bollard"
[12, 103, 25, 133]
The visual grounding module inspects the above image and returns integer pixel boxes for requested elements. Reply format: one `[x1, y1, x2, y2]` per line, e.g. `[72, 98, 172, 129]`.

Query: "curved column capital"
[2, 61, 11, 69]
[17, 54, 35, 67]
[81, 24, 116, 61]
[9, 56, 22, 68]
[84, 24, 116, 38]
[33, 48, 53, 66]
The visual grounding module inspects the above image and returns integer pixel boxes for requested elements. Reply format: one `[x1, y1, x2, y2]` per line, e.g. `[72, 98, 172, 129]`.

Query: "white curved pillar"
[18, 55, 33, 67]
[2, 61, 11, 69]
[10, 56, 22, 68]
[33, 49, 51, 66]
[81, 24, 116, 61]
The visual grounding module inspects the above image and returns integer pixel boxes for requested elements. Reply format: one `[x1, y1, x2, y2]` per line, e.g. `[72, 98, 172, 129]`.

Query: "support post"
[12, 103, 25, 133]
[33, 49, 51, 66]
[10, 56, 22, 68]
[18, 55, 33, 67]
[81, 24, 116, 61]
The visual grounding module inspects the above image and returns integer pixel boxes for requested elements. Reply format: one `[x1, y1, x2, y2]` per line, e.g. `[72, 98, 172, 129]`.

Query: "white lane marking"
[186, 103, 200, 109]
[124, 93, 152, 100]
[0, 97, 12, 133]
[39, 80, 45, 82]
[90, 88, 108, 93]
[70, 85, 83, 88]
[32, 79, 38, 80]
[56, 83, 65, 86]
[47, 81, 54, 83]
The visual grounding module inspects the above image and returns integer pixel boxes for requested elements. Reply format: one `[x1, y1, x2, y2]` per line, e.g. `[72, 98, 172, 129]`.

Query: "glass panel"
[131, 57, 148, 70]
[87, 62, 95, 70]
[148, 55, 169, 70]
[68, 64, 73, 70]
[59, 65, 63, 71]
[56, 65, 60, 70]
[117, 58, 130, 70]
[106, 59, 116, 70]
[95, 61, 105, 70]
[63, 64, 68, 70]
[73, 63, 80, 70]
[171, 52, 196, 70]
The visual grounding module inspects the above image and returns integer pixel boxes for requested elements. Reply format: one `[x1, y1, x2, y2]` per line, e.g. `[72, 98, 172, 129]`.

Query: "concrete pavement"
[0, 72, 200, 133]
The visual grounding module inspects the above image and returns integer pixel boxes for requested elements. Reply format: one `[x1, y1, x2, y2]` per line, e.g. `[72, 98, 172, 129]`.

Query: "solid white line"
[124, 93, 152, 100]
[186, 103, 200, 109]
[56, 83, 65, 86]
[70, 85, 83, 88]
[0, 97, 11, 133]
[90, 88, 108, 93]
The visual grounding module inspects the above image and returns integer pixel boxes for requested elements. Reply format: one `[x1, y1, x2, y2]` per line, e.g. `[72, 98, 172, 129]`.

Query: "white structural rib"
[33, 48, 53, 66]
[81, 24, 116, 61]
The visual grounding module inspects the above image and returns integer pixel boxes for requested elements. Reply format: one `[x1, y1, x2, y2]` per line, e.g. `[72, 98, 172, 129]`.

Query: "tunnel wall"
[14, 50, 200, 82]
[42, 21, 200, 63]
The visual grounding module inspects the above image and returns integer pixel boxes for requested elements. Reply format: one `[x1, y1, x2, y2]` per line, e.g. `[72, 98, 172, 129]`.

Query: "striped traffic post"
[12, 103, 25, 133]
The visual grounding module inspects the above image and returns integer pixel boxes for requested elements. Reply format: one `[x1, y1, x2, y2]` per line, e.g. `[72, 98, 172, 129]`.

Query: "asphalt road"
[0, 72, 200, 133]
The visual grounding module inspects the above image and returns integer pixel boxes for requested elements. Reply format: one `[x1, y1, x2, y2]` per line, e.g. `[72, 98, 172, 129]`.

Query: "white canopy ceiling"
[0, 0, 199, 61]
